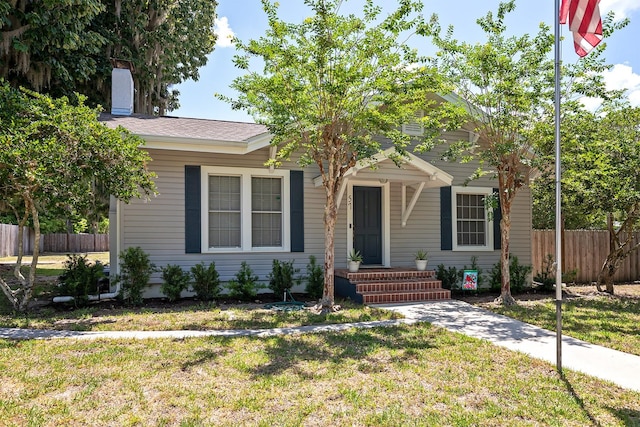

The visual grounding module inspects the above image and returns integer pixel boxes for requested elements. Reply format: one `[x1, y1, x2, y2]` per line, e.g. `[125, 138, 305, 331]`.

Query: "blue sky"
[172, 0, 640, 123]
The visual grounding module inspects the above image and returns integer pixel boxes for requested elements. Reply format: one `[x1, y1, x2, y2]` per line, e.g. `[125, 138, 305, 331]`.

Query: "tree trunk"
[320, 183, 337, 312]
[18, 202, 41, 312]
[496, 168, 516, 306]
[498, 212, 516, 305]
[596, 207, 640, 294]
[596, 248, 624, 294]
[596, 214, 624, 294]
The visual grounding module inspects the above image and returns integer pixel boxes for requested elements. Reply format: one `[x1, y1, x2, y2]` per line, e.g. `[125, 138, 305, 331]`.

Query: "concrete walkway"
[375, 300, 640, 393]
[0, 318, 421, 340]
[1, 300, 638, 393]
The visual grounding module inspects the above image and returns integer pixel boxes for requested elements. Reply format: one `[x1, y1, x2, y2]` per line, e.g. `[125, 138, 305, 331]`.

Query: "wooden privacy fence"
[42, 234, 109, 253]
[0, 224, 108, 256]
[0, 224, 36, 257]
[531, 230, 640, 283]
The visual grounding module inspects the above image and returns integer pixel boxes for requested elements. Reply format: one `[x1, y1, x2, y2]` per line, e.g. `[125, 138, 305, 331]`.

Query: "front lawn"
[472, 284, 640, 356]
[1, 252, 404, 331]
[0, 299, 402, 331]
[1, 324, 639, 426]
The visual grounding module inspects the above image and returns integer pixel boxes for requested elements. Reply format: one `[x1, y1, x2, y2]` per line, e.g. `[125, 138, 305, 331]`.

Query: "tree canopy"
[1, 0, 217, 114]
[221, 0, 465, 310]
[427, 0, 556, 304]
[0, 0, 105, 94]
[535, 100, 640, 293]
[0, 81, 157, 311]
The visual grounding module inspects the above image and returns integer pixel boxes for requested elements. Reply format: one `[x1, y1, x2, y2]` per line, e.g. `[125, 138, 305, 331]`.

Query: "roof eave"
[139, 133, 272, 154]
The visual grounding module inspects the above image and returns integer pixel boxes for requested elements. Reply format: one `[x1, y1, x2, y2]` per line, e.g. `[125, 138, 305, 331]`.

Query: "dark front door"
[353, 186, 382, 265]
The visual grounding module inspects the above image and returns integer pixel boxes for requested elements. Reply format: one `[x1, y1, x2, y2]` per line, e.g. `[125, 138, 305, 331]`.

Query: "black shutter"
[440, 186, 452, 250]
[290, 170, 304, 252]
[493, 188, 502, 250]
[185, 166, 201, 253]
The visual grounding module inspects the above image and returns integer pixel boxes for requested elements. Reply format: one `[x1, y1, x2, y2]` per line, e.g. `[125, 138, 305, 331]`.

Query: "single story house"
[100, 68, 533, 302]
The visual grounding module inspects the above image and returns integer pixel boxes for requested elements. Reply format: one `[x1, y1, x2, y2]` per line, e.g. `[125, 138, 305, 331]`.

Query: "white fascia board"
[403, 152, 454, 184]
[377, 147, 454, 185]
[139, 133, 272, 155]
[312, 147, 454, 187]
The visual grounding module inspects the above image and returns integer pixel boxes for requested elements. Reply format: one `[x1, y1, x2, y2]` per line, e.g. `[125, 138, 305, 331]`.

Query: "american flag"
[559, 0, 603, 57]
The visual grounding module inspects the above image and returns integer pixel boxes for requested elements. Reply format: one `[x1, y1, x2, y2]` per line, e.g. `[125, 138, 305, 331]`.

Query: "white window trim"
[451, 185, 494, 252]
[201, 166, 290, 253]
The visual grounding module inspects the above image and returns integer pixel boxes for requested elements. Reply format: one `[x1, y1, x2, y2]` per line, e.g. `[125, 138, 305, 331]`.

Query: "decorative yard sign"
[462, 270, 478, 290]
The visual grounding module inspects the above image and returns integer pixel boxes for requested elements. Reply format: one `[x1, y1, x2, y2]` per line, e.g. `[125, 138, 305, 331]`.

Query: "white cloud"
[603, 63, 640, 105]
[579, 96, 603, 111]
[602, 64, 640, 90]
[214, 17, 235, 48]
[579, 63, 640, 109]
[600, 0, 640, 20]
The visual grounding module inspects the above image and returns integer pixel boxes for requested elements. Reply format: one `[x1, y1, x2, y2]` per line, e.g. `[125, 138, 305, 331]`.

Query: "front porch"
[335, 267, 450, 304]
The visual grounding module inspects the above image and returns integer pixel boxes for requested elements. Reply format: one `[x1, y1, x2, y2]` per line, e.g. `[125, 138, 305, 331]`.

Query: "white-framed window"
[208, 175, 241, 248]
[201, 166, 290, 252]
[402, 110, 424, 136]
[251, 176, 283, 247]
[452, 186, 494, 251]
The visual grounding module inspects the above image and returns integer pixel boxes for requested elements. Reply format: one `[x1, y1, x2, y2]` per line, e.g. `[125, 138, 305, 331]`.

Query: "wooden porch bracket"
[401, 181, 425, 227]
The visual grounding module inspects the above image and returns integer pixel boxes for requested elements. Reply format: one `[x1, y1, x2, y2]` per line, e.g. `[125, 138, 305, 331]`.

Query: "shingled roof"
[99, 113, 272, 154]
[99, 113, 269, 142]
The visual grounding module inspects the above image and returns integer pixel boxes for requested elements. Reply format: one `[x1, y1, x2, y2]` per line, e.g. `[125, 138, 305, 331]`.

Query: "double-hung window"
[452, 186, 494, 250]
[208, 175, 241, 248]
[251, 177, 282, 247]
[202, 166, 290, 252]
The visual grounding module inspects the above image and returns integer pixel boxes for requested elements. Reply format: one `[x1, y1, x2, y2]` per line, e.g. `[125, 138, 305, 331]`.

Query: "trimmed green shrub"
[268, 259, 300, 298]
[116, 246, 155, 306]
[0, 292, 10, 314]
[488, 261, 502, 292]
[489, 254, 533, 293]
[58, 254, 105, 307]
[227, 261, 263, 300]
[190, 261, 221, 301]
[510, 255, 532, 293]
[305, 255, 324, 299]
[563, 268, 578, 285]
[534, 254, 556, 291]
[161, 264, 190, 302]
[436, 264, 459, 290]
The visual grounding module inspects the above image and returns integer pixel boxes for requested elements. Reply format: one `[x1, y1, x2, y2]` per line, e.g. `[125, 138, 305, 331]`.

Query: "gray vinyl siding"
[386, 183, 532, 274]
[117, 148, 327, 297]
[395, 130, 533, 275]
[117, 132, 533, 297]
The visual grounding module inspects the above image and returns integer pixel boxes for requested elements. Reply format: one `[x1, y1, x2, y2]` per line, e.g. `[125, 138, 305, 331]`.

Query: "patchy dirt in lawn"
[57, 293, 320, 316]
[0, 264, 60, 287]
[456, 283, 640, 307]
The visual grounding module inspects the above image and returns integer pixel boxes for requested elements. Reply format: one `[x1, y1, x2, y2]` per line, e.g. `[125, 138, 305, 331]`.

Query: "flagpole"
[554, 0, 563, 374]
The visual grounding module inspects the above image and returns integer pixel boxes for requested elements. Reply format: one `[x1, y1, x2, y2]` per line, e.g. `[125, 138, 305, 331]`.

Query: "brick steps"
[335, 268, 450, 304]
[355, 279, 443, 293]
[362, 289, 451, 304]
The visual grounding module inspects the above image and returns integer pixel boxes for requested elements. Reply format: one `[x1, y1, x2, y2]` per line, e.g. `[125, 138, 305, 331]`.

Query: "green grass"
[477, 285, 640, 356]
[0, 252, 109, 304]
[0, 299, 402, 331]
[1, 324, 638, 426]
[0, 252, 109, 266]
[1, 252, 403, 332]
